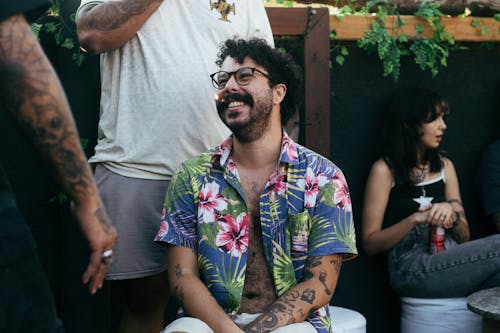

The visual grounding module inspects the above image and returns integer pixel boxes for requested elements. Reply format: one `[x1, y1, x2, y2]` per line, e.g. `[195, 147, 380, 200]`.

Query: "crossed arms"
[168, 245, 342, 333]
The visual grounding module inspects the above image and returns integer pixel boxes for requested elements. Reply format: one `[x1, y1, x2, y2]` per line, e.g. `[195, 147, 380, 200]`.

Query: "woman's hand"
[412, 205, 432, 225]
[427, 202, 456, 227]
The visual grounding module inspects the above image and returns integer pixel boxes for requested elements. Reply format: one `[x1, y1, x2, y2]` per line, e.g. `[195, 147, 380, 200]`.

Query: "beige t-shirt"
[77, 0, 274, 179]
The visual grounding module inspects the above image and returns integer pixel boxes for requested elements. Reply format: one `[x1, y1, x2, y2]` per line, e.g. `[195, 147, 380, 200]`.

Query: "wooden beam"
[264, 3, 500, 42]
[265, 7, 331, 157]
[330, 15, 500, 42]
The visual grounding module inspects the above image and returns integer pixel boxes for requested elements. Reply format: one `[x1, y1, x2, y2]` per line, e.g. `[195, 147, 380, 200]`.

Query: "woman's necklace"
[413, 164, 433, 208]
[413, 165, 428, 184]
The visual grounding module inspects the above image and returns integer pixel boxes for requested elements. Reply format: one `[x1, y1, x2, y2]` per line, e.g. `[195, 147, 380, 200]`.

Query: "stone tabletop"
[467, 287, 500, 320]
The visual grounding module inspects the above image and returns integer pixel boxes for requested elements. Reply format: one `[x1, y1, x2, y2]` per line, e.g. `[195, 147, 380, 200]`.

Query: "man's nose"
[224, 74, 240, 91]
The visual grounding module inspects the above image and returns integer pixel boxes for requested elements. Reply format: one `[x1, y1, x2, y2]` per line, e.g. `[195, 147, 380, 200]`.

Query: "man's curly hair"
[215, 38, 303, 125]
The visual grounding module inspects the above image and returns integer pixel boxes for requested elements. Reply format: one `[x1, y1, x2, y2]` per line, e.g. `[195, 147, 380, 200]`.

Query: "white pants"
[162, 313, 317, 333]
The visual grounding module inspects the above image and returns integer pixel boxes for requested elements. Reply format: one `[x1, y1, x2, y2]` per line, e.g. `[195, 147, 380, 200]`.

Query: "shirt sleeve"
[76, 0, 105, 19]
[308, 164, 358, 260]
[154, 164, 198, 250]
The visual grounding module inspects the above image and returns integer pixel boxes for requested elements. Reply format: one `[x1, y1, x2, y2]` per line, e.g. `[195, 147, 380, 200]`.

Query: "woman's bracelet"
[447, 199, 463, 207]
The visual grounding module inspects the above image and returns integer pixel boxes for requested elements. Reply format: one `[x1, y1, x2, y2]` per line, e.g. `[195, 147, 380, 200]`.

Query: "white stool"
[329, 306, 366, 333]
[400, 297, 482, 333]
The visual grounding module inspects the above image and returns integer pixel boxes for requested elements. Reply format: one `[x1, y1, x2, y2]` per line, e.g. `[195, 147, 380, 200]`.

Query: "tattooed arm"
[76, 0, 163, 54]
[167, 245, 245, 333]
[244, 254, 342, 333]
[0, 14, 117, 294]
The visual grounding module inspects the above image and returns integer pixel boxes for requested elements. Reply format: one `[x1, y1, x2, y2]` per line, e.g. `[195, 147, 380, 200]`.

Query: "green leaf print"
[333, 209, 357, 257]
[271, 241, 297, 296]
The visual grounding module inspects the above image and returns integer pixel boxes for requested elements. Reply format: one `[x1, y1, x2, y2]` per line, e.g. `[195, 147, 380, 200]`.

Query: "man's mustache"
[217, 93, 254, 113]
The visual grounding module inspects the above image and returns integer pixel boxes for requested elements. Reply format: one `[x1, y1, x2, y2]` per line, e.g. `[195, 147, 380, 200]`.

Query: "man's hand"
[73, 202, 117, 294]
[72, 198, 117, 295]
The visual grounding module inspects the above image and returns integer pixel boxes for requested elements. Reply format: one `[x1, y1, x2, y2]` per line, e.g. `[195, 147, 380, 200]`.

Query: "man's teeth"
[228, 101, 244, 108]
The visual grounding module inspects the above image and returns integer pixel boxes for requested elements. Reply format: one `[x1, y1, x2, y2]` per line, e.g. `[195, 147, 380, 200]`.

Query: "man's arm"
[0, 14, 117, 294]
[167, 245, 245, 333]
[76, 0, 163, 54]
[244, 254, 342, 333]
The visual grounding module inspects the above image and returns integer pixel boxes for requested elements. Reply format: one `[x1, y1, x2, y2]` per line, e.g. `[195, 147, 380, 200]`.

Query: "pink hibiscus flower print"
[315, 306, 327, 317]
[332, 171, 352, 211]
[269, 167, 287, 201]
[215, 137, 233, 166]
[198, 181, 228, 223]
[156, 220, 169, 238]
[297, 167, 328, 208]
[282, 134, 298, 161]
[215, 213, 249, 258]
[226, 158, 239, 178]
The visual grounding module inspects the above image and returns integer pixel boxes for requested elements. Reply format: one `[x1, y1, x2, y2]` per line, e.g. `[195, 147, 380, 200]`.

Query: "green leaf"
[340, 46, 349, 56]
[44, 22, 58, 33]
[494, 14, 500, 22]
[471, 18, 481, 28]
[414, 24, 425, 35]
[481, 26, 489, 35]
[61, 38, 74, 49]
[31, 23, 42, 39]
[335, 55, 345, 65]
[80, 138, 89, 149]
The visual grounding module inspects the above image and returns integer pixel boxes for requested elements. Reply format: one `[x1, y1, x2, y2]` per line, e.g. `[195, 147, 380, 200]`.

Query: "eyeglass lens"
[214, 68, 255, 89]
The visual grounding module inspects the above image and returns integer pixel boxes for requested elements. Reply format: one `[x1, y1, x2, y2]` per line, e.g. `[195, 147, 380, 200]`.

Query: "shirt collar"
[212, 129, 300, 168]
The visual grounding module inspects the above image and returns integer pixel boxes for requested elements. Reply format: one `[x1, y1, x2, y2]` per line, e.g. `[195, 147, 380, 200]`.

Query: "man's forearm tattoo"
[0, 16, 97, 207]
[319, 271, 332, 295]
[174, 263, 183, 278]
[245, 302, 297, 333]
[85, 0, 163, 31]
[307, 256, 322, 268]
[300, 288, 316, 304]
[95, 206, 112, 227]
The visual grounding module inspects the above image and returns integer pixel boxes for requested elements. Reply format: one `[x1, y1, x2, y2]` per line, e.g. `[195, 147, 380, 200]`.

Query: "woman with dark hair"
[362, 87, 499, 298]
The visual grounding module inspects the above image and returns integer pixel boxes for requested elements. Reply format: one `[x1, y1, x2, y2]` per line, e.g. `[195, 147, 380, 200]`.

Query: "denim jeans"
[388, 224, 500, 298]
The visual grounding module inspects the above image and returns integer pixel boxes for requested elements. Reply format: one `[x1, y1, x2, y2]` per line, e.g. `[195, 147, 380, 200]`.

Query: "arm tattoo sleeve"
[84, 0, 163, 31]
[0, 15, 98, 206]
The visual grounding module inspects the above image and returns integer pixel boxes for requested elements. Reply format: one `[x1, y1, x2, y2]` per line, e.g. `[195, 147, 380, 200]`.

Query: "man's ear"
[273, 83, 286, 105]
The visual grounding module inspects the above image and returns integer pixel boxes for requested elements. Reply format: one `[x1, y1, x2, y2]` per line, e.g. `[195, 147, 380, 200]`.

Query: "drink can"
[429, 226, 445, 254]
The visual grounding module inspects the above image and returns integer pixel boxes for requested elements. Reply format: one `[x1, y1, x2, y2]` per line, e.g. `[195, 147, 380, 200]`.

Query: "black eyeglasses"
[210, 67, 271, 89]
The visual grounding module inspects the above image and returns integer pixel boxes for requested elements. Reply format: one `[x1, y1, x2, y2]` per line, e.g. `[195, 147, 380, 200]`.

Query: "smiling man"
[155, 38, 357, 333]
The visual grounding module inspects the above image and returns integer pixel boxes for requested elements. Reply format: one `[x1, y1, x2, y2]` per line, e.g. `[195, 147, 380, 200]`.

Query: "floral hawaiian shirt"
[154, 131, 357, 333]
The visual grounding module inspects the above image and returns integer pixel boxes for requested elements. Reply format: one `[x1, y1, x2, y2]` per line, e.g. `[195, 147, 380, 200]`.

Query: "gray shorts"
[94, 164, 170, 280]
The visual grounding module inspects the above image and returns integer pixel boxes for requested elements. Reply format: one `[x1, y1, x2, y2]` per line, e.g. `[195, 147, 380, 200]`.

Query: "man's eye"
[238, 73, 252, 80]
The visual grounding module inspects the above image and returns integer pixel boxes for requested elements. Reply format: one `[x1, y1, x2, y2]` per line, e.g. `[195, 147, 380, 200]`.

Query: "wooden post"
[266, 7, 331, 157]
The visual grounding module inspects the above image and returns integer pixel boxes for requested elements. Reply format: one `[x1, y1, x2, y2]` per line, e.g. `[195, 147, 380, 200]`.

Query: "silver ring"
[101, 249, 113, 264]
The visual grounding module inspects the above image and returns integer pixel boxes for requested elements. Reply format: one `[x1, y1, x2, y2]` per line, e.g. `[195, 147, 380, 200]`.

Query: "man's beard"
[217, 91, 273, 143]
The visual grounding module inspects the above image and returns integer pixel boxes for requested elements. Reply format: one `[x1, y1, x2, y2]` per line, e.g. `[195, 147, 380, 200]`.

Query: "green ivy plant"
[351, 0, 457, 81]
[31, 0, 86, 66]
